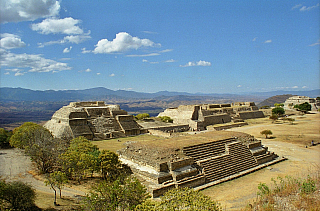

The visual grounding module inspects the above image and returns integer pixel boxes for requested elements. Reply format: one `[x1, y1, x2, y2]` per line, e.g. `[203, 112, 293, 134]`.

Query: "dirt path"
[200, 113, 320, 210]
[0, 148, 86, 198]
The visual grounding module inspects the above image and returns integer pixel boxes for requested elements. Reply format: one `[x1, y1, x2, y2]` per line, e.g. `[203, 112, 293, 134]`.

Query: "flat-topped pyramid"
[44, 101, 144, 140]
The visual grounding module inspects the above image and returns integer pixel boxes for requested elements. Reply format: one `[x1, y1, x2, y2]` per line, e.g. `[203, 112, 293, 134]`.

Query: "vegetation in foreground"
[243, 172, 320, 211]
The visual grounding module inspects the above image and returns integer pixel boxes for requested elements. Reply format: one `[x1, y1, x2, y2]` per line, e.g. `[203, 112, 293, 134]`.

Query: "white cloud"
[142, 59, 148, 62]
[0, 33, 26, 49]
[302, 86, 307, 89]
[109, 73, 115, 77]
[142, 31, 158, 34]
[252, 37, 257, 42]
[15, 72, 25, 76]
[292, 86, 298, 89]
[38, 35, 91, 47]
[63, 46, 72, 53]
[97, 73, 101, 75]
[149, 61, 159, 64]
[4, 72, 10, 75]
[165, 59, 176, 63]
[0, 0, 60, 23]
[31, 17, 84, 35]
[81, 48, 91, 54]
[93, 32, 161, 54]
[180, 60, 212, 67]
[309, 40, 320, 46]
[126, 53, 160, 57]
[85, 68, 92, 72]
[1, 49, 71, 75]
[237, 85, 242, 88]
[291, 4, 302, 10]
[159, 49, 173, 53]
[264, 40, 272, 43]
[300, 3, 319, 11]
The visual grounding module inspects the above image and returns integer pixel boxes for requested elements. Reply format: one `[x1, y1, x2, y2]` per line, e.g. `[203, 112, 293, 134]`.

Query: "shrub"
[272, 107, 285, 116]
[135, 113, 150, 120]
[0, 180, 36, 210]
[260, 130, 273, 139]
[159, 116, 173, 123]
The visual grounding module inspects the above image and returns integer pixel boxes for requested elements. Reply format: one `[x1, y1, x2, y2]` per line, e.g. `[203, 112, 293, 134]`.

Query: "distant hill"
[256, 94, 294, 108]
[248, 89, 320, 98]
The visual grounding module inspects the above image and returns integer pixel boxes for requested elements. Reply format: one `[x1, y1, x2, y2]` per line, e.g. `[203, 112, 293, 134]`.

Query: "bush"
[0, 128, 12, 148]
[159, 116, 173, 123]
[0, 180, 37, 210]
[135, 113, 150, 120]
[272, 107, 285, 116]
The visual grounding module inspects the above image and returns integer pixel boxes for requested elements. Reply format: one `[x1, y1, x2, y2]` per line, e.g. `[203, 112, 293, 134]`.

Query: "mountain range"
[1, 87, 319, 102]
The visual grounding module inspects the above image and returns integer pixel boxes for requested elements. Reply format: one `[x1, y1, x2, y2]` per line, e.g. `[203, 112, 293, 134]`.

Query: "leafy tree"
[45, 171, 68, 205]
[272, 107, 285, 116]
[295, 102, 311, 113]
[59, 136, 100, 183]
[136, 187, 221, 211]
[99, 150, 121, 181]
[83, 176, 150, 211]
[269, 115, 278, 123]
[159, 116, 173, 123]
[274, 103, 284, 107]
[260, 130, 273, 139]
[0, 180, 37, 210]
[10, 122, 65, 173]
[135, 113, 150, 120]
[0, 128, 12, 148]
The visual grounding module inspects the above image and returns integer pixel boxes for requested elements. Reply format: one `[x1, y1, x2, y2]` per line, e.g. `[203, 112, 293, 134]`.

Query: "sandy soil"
[201, 113, 320, 210]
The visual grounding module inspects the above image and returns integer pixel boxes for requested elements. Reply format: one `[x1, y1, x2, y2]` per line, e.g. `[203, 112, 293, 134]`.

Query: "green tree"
[135, 113, 150, 120]
[260, 130, 273, 139]
[45, 171, 68, 205]
[83, 176, 150, 211]
[269, 115, 278, 123]
[99, 150, 121, 181]
[295, 102, 312, 113]
[10, 123, 65, 173]
[59, 136, 100, 183]
[272, 107, 285, 116]
[274, 103, 284, 107]
[136, 187, 221, 211]
[159, 116, 173, 123]
[0, 128, 12, 148]
[0, 180, 37, 210]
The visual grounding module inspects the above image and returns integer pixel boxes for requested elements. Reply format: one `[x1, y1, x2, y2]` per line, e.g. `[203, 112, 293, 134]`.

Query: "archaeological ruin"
[157, 102, 264, 131]
[118, 131, 285, 197]
[44, 101, 145, 140]
[284, 96, 320, 111]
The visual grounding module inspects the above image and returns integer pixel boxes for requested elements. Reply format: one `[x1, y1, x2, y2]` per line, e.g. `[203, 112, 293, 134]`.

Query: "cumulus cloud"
[237, 85, 242, 88]
[78, 68, 92, 73]
[63, 46, 72, 53]
[31, 17, 84, 34]
[264, 40, 272, 43]
[0, 33, 26, 49]
[165, 59, 176, 63]
[0, 0, 60, 23]
[142, 59, 148, 62]
[302, 86, 307, 89]
[0, 49, 71, 75]
[109, 73, 115, 77]
[93, 32, 160, 54]
[180, 60, 211, 67]
[97, 73, 101, 75]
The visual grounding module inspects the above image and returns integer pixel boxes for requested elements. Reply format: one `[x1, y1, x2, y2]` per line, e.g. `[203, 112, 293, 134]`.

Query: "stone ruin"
[284, 96, 320, 111]
[158, 102, 264, 131]
[118, 132, 285, 197]
[44, 101, 145, 140]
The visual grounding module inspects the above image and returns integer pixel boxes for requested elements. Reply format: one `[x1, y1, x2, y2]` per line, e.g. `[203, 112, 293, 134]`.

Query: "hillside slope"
[256, 94, 294, 108]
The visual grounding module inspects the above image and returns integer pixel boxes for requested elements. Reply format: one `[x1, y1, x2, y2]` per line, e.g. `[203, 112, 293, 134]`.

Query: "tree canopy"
[272, 107, 285, 116]
[83, 176, 150, 211]
[0, 128, 12, 148]
[135, 113, 150, 120]
[260, 130, 273, 139]
[0, 180, 37, 210]
[294, 102, 311, 113]
[9, 122, 65, 173]
[136, 187, 221, 211]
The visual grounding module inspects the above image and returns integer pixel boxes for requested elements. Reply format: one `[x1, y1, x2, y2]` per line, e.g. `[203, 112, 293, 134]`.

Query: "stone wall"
[238, 111, 264, 119]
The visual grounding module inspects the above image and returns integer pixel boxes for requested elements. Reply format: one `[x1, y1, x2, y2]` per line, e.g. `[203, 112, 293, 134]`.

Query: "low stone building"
[157, 102, 264, 131]
[284, 96, 320, 111]
[118, 132, 284, 197]
[44, 101, 145, 140]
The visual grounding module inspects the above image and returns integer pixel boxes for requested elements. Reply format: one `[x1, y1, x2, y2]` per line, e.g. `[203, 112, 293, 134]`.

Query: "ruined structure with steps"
[118, 132, 285, 197]
[157, 102, 264, 131]
[284, 96, 320, 111]
[44, 101, 145, 140]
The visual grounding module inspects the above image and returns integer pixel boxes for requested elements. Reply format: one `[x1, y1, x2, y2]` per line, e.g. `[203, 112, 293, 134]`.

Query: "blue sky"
[1, 0, 319, 94]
